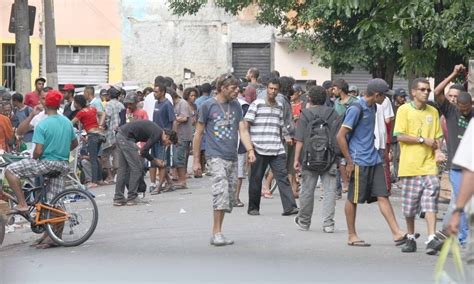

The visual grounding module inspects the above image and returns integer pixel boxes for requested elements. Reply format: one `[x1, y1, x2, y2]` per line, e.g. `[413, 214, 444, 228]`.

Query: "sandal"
[172, 184, 188, 190]
[235, 200, 244, 207]
[150, 189, 161, 195]
[86, 183, 98, 189]
[348, 240, 371, 247]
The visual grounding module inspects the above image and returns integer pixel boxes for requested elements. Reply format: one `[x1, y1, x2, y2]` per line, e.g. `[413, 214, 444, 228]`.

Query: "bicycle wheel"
[45, 189, 98, 247]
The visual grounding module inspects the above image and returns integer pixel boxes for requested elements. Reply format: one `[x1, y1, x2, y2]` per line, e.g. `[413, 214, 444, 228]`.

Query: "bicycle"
[0, 155, 99, 247]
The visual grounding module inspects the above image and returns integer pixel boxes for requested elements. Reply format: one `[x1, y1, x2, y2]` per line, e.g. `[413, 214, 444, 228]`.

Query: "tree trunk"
[43, 0, 58, 89]
[14, 0, 31, 94]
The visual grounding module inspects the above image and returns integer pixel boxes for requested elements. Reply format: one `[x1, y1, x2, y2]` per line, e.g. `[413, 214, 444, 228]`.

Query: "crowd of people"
[0, 65, 472, 266]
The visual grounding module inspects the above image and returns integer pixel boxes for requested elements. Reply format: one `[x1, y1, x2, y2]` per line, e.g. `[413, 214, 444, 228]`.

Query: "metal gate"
[2, 44, 15, 90]
[40, 46, 109, 85]
[232, 43, 271, 79]
[332, 67, 409, 92]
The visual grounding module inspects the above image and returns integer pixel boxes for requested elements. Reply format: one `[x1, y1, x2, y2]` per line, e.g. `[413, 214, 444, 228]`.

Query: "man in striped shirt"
[245, 78, 299, 216]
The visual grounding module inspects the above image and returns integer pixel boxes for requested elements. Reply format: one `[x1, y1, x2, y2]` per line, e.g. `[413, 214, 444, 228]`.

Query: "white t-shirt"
[30, 111, 47, 128]
[374, 96, 394, 150]
[143, 92, 173, 121]
[453, 120, 474, 171]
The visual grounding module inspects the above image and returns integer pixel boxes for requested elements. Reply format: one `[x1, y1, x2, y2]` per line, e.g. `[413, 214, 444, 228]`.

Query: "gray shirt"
[174, 99, 193, 142]
[198, 98, 243, 161]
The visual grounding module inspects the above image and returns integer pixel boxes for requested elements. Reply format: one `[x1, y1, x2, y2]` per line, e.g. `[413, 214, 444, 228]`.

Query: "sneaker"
[126, 198, 149, 206]
[282, 208, 299, 216]
[248, 209, 260, 216]
[426, 237, 443, 255]
[294, 216, 309, 231]
[323, 226, 335, 233]
[210, 233, 233, 246]
[401, 239, 417, 253]
[113, 200, 126, 207]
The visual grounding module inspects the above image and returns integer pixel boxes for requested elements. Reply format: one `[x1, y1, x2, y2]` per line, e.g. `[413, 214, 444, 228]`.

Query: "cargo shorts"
[207, 157, 238, 213]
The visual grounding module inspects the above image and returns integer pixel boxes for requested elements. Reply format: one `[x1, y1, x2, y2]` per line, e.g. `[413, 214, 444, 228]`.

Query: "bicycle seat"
[44, 171, 62, 178]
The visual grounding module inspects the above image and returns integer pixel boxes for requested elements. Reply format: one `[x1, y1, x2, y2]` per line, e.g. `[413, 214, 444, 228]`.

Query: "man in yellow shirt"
[394, 78, 445, 255]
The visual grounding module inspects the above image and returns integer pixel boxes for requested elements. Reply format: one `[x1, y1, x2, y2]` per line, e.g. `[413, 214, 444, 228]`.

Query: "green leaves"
[167, 0, 473, 80]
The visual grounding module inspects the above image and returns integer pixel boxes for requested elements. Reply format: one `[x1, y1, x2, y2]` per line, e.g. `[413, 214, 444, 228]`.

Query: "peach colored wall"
[0, 0, 120, 40]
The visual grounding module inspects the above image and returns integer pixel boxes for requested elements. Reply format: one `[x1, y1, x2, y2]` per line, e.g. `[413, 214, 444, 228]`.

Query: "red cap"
[45, 90, 63, 108]
[62, 84, 75, 91]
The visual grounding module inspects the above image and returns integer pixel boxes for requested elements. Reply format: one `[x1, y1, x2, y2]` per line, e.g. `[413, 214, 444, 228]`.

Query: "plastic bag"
[434, 236, 465, 284]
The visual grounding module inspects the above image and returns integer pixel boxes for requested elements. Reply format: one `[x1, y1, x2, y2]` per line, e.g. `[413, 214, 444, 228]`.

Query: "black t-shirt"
[119, 120, 163, 161]
[237, 103, 250, 154]
[439, 99, 473, 169]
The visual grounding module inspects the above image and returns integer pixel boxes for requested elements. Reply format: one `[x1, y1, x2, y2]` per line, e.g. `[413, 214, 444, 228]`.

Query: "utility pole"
[43, 0, 58, 89]
[14, 0, 32, 94]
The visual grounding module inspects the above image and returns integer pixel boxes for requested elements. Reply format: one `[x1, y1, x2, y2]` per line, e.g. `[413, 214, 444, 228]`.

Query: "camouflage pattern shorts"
[207, 158, 238, 213]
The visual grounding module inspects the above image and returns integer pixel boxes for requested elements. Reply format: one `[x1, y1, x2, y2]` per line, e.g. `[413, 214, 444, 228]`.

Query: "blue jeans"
[443, 169, 468, 244]
[87, 133, 103, 183]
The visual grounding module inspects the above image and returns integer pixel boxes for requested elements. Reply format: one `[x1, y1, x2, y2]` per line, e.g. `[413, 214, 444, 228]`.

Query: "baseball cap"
[322, 80, 333, 90]
[99, 89, 108, 96]
[45, 90, 63, 108]
[292, 84, 303, 93]
[123, 92, 138, 104]
[349, 85, 359, 93]
[62, 84, 75, 91]
[394, 88, 407, 97]
[107, 87, 121, 99]
[367, 78, 394, 95]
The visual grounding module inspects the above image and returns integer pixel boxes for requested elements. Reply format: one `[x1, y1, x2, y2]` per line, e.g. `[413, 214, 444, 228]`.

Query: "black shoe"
[401, 239, 417, 253]
[426, 237, 443, 255]
[282, 208, 299, 216]
[248, 209, 260, 216]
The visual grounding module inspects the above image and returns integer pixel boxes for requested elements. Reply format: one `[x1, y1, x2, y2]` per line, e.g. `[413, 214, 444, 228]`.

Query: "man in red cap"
[61, 84, 77, 120]
[5, 90, 78, 248]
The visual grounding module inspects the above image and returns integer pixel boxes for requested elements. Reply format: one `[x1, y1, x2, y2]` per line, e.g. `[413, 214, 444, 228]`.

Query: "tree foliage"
[169, 0, 474, 85]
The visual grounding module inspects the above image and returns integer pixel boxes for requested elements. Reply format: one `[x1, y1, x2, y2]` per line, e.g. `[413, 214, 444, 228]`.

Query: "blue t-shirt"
[198, 98, 243, 161]
[153, 99, 176, 130]
[341, 97, 381, 166]
[32, 114, 77, 161]
[195, 95, 211, 111]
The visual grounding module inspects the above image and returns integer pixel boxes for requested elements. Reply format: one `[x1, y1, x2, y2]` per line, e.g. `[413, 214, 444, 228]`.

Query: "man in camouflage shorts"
[193, 74, 255, 246]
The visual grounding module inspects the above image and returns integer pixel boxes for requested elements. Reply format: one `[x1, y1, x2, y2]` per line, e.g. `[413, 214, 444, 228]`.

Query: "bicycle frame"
[34, 203, 69, 225]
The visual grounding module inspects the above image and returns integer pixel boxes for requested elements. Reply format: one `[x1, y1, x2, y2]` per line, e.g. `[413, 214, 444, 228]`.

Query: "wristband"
[453, 207, 464, 214]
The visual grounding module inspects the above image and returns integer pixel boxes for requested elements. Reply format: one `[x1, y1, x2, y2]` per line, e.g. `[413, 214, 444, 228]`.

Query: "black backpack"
[301, 108, 338, 173]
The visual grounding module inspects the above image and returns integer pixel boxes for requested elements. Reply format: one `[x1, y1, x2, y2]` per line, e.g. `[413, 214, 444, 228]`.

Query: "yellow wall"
[0, 38, 122, 90]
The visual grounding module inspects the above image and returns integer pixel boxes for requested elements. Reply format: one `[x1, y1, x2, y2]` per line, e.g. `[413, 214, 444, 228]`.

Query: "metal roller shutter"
[332, 67, 409, 92]
[232, 43, 271, 79]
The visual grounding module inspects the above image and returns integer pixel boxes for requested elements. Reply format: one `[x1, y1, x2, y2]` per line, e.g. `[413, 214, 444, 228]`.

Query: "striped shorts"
[400, 175, 440, 217]
[6, 159, 69, 202]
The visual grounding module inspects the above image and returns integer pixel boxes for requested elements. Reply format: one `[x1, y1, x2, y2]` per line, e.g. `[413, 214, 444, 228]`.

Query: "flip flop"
[172, 184, 188, 190]
[35, 242, 59, 249]
[394, 233, 421, 246]
[150, 189, 161, 195]
[348, 240, 371, 247]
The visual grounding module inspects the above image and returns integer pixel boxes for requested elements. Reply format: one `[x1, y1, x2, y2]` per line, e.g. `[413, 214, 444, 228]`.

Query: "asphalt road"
[0, 175, 451, 283]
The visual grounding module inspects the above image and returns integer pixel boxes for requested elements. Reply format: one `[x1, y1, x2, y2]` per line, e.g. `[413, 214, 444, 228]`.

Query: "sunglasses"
[416, 88, 432, 93]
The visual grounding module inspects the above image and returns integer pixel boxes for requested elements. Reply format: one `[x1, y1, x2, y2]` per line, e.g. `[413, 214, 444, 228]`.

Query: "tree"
[169, 0, 473, 87]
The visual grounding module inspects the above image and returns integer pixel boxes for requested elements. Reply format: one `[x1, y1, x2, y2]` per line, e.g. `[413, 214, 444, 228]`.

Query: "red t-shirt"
[24, 91, 40, 108]
[75, 106, 99, 132]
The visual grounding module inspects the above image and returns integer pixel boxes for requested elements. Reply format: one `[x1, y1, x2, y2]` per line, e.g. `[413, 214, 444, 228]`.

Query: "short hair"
[457, 92, 472, 104]
[143, 87, 153, 95]
[35, 77, 46, 85]
[84, 86, 95, 95]
[183, 87, 198, 101]
[278, 76, 295, 97]
[154, 81, 166, 93]
[332, 79, 349, 94]
[411, 77, 430, 90]
[270, 70, 280, 78]
[216, 74, 239, 92]
[248, 68, 260, 79]
[201, 83, 212, 95]
[449, 83, 466, 92]
[11, 93, 23, 103]
[259, 75, 271, 86]
[164, 77, 174, 88]
[307, 86, 327, 105]
[164, 129, 178, 145]
[154, 75, 165, 86]
[73, 95, 88, 108]
[267, 78, 281, 88]
[305, 80, 317, 90]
